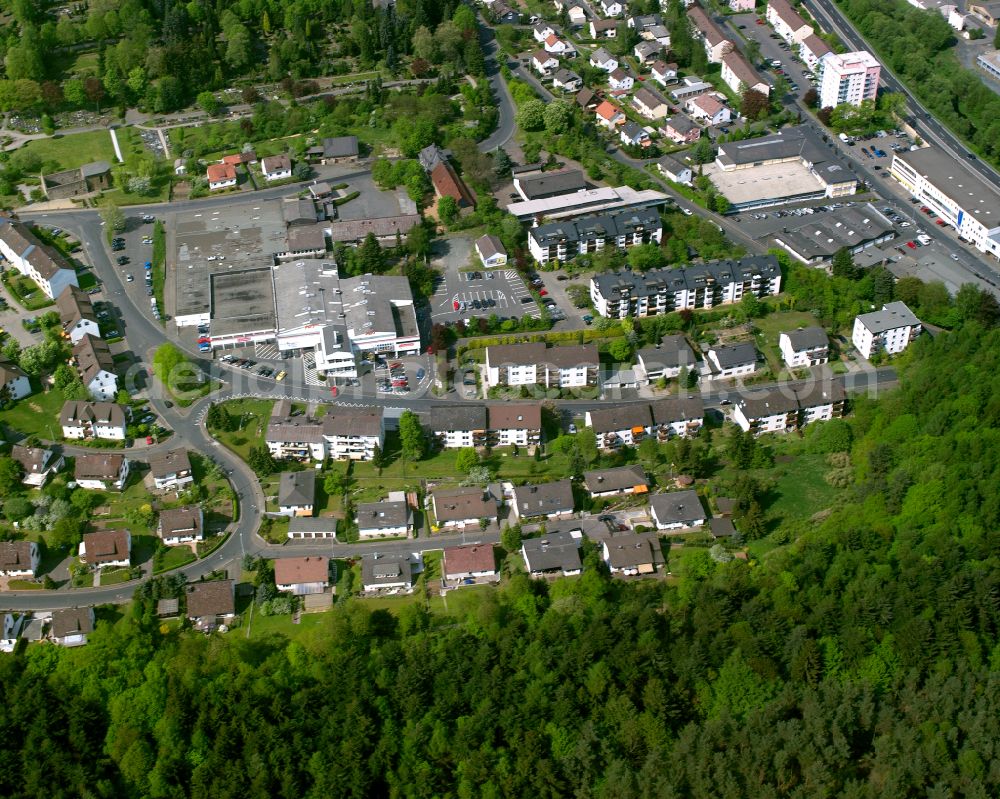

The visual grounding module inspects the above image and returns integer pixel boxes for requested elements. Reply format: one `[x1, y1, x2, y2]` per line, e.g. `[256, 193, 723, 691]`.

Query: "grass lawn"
[209, 399, 274, 461]
[0, 386, 67, 439]
[2, 273, 54, 311]
[76, 270, 97, 290]
[764, 452, 842, 524]
[153, 546, 197, 574]
[20, 129, 117, 172]
[7, 580, 43, 590]
[245, 610, 329, 641]
[752, 309, 823, 375]
[99, 568, 135, 586]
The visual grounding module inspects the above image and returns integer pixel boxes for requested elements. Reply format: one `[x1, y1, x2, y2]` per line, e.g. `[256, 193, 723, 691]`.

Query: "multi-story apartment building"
[0, 216, 78, 300]
[687, 3, 734, 62]
[584, 397, 704, 449]
[60, 401, 128, 440]
[426, 405, 488, 449]
[484, 343, 599, 390]
[888, 148, 1000, 261]
[817, 50, 880, 108]
[528, 209, 662, 264]
[56, 285, 101, 345]
[852, 301, 922, 360]
[779, 327, 830, 368]
[590, 255, 782, 318]
[265, 400, 384, 461]
[766, 0, 813, 44]
[733, 383, 846, 435]
[486, 403, 543, 449]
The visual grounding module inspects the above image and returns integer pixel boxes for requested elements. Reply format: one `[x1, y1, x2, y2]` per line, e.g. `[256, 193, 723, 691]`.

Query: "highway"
[802, 0, 1000, 191]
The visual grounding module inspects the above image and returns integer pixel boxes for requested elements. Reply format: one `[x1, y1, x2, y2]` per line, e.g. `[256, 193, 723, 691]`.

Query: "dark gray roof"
[710, 342, 758, 369]
[782, 326, 828, 351]
[856, 301, 920, 334]
[148, 448, 192, 480]
[591, 47, 616, 65]
[649, 396, 704, 425]
[633, 87, 668, 111]
[512, 479, 575, 516]
[649, 489, 704, 525]
[288, 516, 339, 535]
[424, 404, 487, 433]
[322, 136, 359, 158]
[51, 607, 94, 638]
[716, 125, 855, 186]
[709, 517, 737, 538]
[361, 553, 412, 586]
[552, 68, 582, 86]
[665, 114, 698, 134]
[278, 471, 316, 507]
[530, 208, 661, 249]
[635, 41, 663, 58]
[593, 256, 781, 304]
[357, 500, 410, 530]
[637, 333, 697, 370]
[80, 161, 111, 178]
[521, 531, 582, 573]
[604, 534, 656, 568]
[583, 465, 647, 493]
[586, 404, 651, 433]
[621, 121, 647, 142]
[515, 169, 587, 200]
[736, 383, 846, 419]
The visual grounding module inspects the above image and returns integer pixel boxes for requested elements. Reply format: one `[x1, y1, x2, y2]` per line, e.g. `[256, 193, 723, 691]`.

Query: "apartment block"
[528, 208, 662, 264]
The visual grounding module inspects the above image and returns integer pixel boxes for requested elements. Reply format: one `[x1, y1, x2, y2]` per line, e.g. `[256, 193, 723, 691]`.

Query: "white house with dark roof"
[356, 500, 412, 539]
[634, 40, 664, 64]
[533, 21, 557, 41]
[590, 47, 619, 72]
[0, 216, 78, 300]
[733, 383, 846, 434]
[650, 397, 705, 439]
[600, 0, 625, 16]
[767, 0, 814, 44]
[71, 334, 118, 401]
[651, 61, 679, 86]
[0, 358, 32, 402]
[74, 453, 130, 491]
[706, 342, 759, 378]
[620, 121, 651, 148]
[632, 87, 670, 120]
[261, 154, 293, 181]
[79, 528, 131, 570]
[60, 401, 128, 440]
[157, 505, 204, 545]
[635, 334, 698, 383]
[475, 234, 508, 268]
[425, 404, 487, 449]
[149, 448, 194, 491]
[661, 114, 701, 144]
[779, 327, 830, 368]
[10, 445, 63, 487]
[583, 465, 648, 498]
[687, 94, 732, 126]
[0, 541, 40, 578]
[511, 479, 575, 520]
[551, 69, 583, 92]
[56, 285, 101, 345]
[721, 50, 770, 97]
[287, 517, 338, 540]
[585, 404, 652, 449]
[602, 532, 662, 575]
[852, 302, 921, 360]
[590, 18, 619, 37]
[277, 470, 316, 517]
[361, 552, 419, 592]
[657, 155, 693, 185]
[431, 487, 498, 529]
[533, 50, 559, 75]
[608, 68, 634, 91]
[799, 33, 832, 72]
[487, 403, 543, 448]
[649, 489, 705, 530]
[521, 530, 583, 576]
[50, 607, 94, 647]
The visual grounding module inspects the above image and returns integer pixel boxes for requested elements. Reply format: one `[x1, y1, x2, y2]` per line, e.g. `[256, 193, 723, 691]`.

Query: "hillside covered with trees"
[3, 319, 1000, 797]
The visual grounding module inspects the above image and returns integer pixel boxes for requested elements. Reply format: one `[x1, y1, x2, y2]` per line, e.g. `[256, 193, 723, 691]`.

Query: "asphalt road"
[802, 0, 1000, 191]
[478, 21, 518, 153]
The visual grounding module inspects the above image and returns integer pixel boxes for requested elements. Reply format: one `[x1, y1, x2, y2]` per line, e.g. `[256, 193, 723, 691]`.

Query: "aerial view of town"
[0, 0, 998, 793]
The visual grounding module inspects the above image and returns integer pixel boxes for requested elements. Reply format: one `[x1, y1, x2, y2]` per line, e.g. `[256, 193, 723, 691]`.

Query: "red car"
[453, 300, 460, 310]
[936, 219, 946, 226]
[756, 18, 765, 23]
[330, 385, 338, 397]
[906, 241, 916, 249]
[197, 336, 210, 344]
[539, 289, 548, 296]
[146, 436, 154, 445]
[389, 362, 403, 369]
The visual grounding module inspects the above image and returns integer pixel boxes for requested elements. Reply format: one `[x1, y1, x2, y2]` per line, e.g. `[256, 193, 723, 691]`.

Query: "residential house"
[72, 334, 118, 401]
[475, 234, 508, 268]
[60, 401, 128, 440]
[779, 326, 830, 368]
[707, 342, 759, 378]
[649, 489, 705, 530]
[590, 255, 783, 318]
[970, 1, 1000, 24]
[431, 161, 476, 210]
[709, 517, 738, 539]
[602, 533, 662, 575]
[56, 285, 101, 344]
[533, 50, 560, 75]
[533, 22, 557, 41]
[361, 552, 417, 592]
[650, 396, 705, 439]
[661, 114, 701, 144]
[721, 50, 771, 96]
[552, 68, 584, 92]
[323, 405, 385, 461]
[185, 580, 236, 626]
[493, 2, 520, 23]
[0, 541, 39, 578]
[521, 530, 583, 576]
[0, 216, 78, 300]
[595, 100, 626, 129]
[601, 0, 625, 16]
[799, 32, 832, 72]
[418, 144, 451, 173]
[318, 136, 359, 163]
[221, 151, 255, 167]
[687, 94, 732, 125]
[265, 402, 326, 461]
[583, 465, 649, 498]
[529, 207, 663, 264]
[484, 342, 600, 389]
[645, 25, 671, 45]
[426, 404, 487, 449]
[544, 34, 577, 56]
[157, 505, 204, 546]
[356, 500, 412, 539]
[10, 445, 63, 487]
[277, 471, 316, 517]
[733, 383, 846, 434]
[608, 68, 635, 91]
[487, 403, 543, 449]
[79, 529, 131, 571]
[729, 0, 755, 10]
[443, 545, 497, 583]
[635, 333, 698, 382]
[852, 301, 921, 359]
[287, 517, 338, 540]
[632, 86, 670, 119]
[634, 40, 664, 64]
[207, 163, 237, 190]
[50, 607, 94, 647]
[274, 556, 329, 595]
[576, 87, 600, 109]
[767, 0, 814, 44]
[651, 60, 679, 86]
[657, 154, 694, 185]
[554, 0, 587, 24]
[620, 121, 651, 148]
[0, 358, 31, 402]
[590, 18, 619, 37]
[628, 12, 663, 30]
[585, 404, 652, 449]
[687, 3, 735, 62]
[74, 453, 130, 491]
[0, 613, 24, 652]
[149, 448, 194, 491]
[511, 479, 575, 520]
[432, 487, 498, 529]
[261, 154, 293, 181]
[590, 47, 619, 72]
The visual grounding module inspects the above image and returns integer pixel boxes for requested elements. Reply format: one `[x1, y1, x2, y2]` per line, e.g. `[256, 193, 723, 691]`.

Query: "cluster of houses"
[201, 138, 360, 191]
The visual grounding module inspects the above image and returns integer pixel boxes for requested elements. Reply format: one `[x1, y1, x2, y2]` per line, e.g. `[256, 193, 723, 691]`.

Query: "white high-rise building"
[818, 50, 881, 108]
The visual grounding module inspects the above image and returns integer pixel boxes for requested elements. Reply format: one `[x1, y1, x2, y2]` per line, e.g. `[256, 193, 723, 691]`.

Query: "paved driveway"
[335, 173, 403, 221]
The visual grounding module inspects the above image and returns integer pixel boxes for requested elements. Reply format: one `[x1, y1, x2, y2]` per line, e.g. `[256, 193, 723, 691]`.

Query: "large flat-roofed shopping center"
[170, 200, 420, 375]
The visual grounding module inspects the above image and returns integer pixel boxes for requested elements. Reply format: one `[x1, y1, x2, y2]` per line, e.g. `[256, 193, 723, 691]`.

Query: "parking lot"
[110, 214, 159, 320]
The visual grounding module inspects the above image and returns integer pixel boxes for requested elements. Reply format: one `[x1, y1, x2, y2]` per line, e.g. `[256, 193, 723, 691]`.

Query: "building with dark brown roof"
[80, 529, 131, 569]
[186, 579, 236, 622]
[443, 544, 497, 581]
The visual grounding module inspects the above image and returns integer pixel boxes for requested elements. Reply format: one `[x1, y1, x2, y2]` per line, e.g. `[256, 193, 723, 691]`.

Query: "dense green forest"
[4, 319, 1000, 797]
